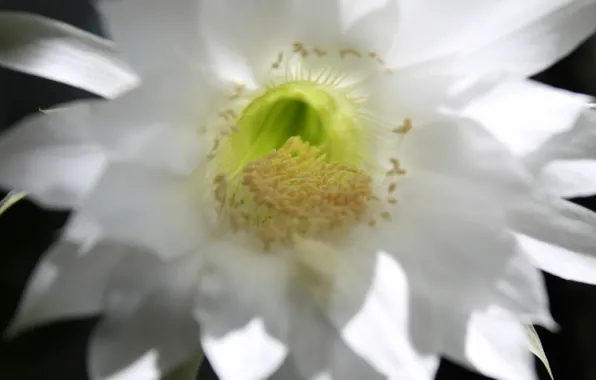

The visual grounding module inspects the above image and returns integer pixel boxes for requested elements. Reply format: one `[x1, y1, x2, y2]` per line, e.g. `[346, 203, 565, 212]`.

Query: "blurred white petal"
[0, 11, 139, 98]
[0, 103, 105, 208]
[89, 252, 202, 380]
[511, 195, 596, 285]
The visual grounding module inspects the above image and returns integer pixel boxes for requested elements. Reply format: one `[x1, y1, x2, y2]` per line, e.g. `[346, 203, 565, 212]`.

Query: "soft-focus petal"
[200, 319, 286, 380]
[339, 0, 399, 55]
[284, 283, 386, 380]
[462, 80, 591, 157]
[6, 240, 132, 336]
[66, 163, 204, 260]
[448, 0, 596, 78]
[510, 195, 596, 285]
[525, 108, 596, 198]
[388, 0, 596, 78]
[437, 306, 537, 380]
[87, 63, 212, 175]
[379, 172, 520, 338]
[198, 0, 294, 87]
[291, 0, 399, 54]
[290, 0, 341, 47]
[0, 103, 105, 208]
[367, 63, 459, 123]
[533, 160, 596, 199]
[0, 11, 139, 98]
[517, 234, 596, 285]
[195, 241, 290, 380]
[291, 231, 437, 378]
[400, 117, 532, 200]
[495, 252, 552, 326]
[328, 248, 437, 379]
[89, 252, 202, 380]
[386, 0, 489, 67]
[465, 306, 538, 380]
[97, 0, 201, 75]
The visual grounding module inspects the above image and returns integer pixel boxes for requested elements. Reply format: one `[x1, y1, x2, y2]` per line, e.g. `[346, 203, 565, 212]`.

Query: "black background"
[0, 1, 595, 379]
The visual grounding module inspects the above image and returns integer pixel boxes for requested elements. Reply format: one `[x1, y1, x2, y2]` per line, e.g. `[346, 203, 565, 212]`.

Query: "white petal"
[534, 160, 596, 199]
[465, 306, 538, 380]
[89, 252, 202, 380]
[525, 109, 596, 198]
[198, 0, 294, 87]
[290, 0, 342, 48]
[67, 162, 204, 260]
[329, 249, 437, 379]
[377, 172, 520, 339]
[461, 80, 591, 157]
[291, 234, 438, 379]
[200, 318, 287, 380]
[517, 233, 596, 286]
[367, 64, 459, 123]
[510, 195, 596, 285]
[291, 0, 399, 54]
[495, 252, 552, 326]
[284, 284, 386, 380]
[0, 103, 106, 208]
[0, 11, 139, 98]
[88, 64, 210, 175]
[339, 0, 399, 55]
[6, 239, 131, 336]
[449, 0, 596, 78]
[194, 241, 290, 380]
[386, 0, 493, 68]
[388, 0, 596, 77]
[400, 117, 532, 200]
[98, 0, 201, 75]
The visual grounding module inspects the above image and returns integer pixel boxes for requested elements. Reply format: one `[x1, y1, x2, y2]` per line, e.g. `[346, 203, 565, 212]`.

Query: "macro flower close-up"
[2, 0, 596, 380]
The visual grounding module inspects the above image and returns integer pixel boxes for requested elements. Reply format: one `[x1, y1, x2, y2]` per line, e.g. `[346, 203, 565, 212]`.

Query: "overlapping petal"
[0, 11, 139, 98]
[89, 252, 202, 380]
[66, 162, 205, 260]
[387, 0, 596, 79]
[0, 103, 105, 208]
[97, 0, 202, 75]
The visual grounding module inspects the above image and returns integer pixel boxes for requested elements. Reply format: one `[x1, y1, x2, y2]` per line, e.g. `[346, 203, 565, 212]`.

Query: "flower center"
[215, 137, 373, 250]
[218, 79, 367, 177]
[211, 77, 375, 250]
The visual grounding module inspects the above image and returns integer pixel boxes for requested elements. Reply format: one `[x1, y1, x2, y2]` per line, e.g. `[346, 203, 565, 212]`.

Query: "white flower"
[3, 1, 596, 380]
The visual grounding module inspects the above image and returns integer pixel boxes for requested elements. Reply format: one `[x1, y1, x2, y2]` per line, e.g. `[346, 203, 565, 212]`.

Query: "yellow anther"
[313, 48, 328, 57]
[392, 118, 412, 134]
[293, 41, 309, 57]
[272, 52, 284, 69]
[340, 49, 362, 59]
[380, 211, 391, 220]
[214, 137, 373, 250]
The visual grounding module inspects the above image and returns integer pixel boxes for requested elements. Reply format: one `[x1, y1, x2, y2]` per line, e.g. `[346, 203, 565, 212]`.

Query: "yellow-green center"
[212, 80, 374, 250]
[219, 80, 366, 177]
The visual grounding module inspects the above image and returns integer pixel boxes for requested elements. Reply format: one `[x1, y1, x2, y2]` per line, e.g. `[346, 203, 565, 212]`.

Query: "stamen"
[392, 118, 412, 134]
[340, 49, 362, 59]
[214, 137, 374, 250]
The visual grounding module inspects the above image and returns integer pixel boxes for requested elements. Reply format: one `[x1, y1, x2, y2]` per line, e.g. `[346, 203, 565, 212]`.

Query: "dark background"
[0, 1, 595, 379]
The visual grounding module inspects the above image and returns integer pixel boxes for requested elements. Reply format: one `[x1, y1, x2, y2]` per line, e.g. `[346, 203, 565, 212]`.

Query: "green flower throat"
[220, 80, 367, 176]
[211, 79, 375, 250]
